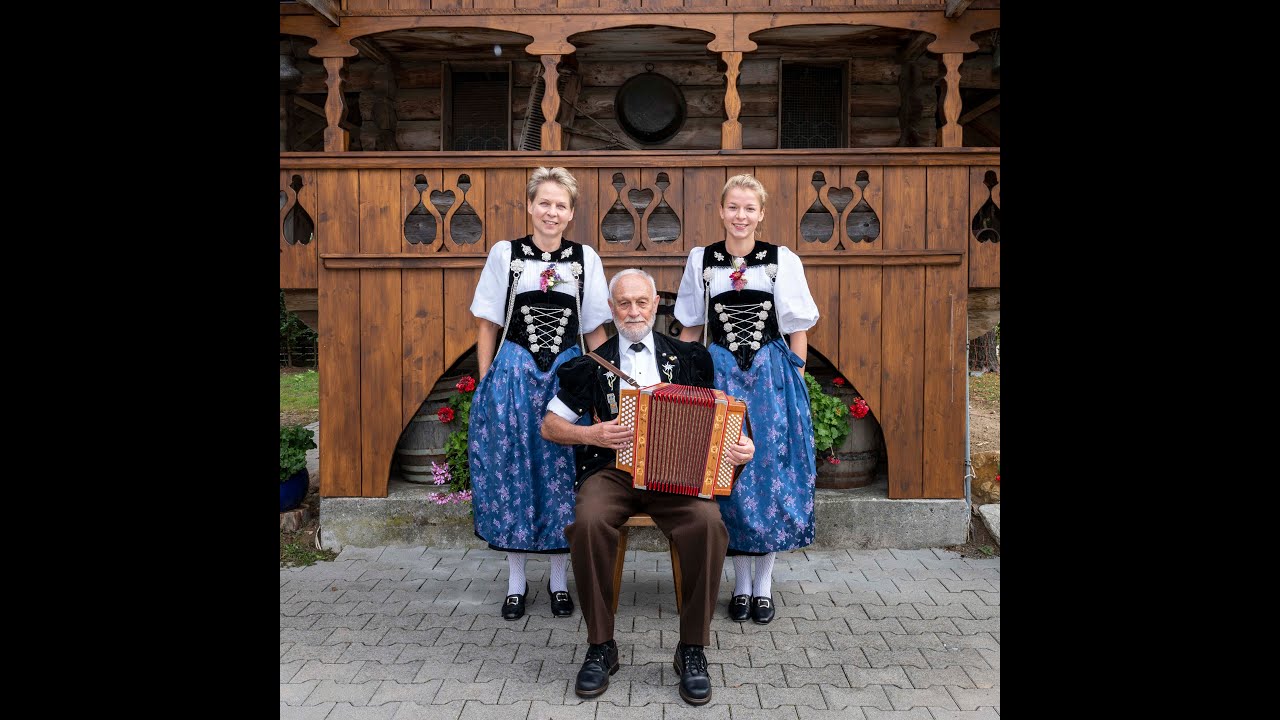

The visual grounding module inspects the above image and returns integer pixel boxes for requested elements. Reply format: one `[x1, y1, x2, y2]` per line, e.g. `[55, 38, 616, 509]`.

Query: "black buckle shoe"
[728, 594, 751, 622]
[501, 583, 528, 621]
[673, 642, 712, 705]
[574, 640, 619, 698]
[750, 595, 775, 625]
[548, 580, 574, 617]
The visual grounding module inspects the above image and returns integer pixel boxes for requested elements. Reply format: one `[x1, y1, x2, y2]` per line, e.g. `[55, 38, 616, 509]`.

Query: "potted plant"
[805, 371, 851, 463]
[280, 424, 316, 513]
[806, 372, 882, 489]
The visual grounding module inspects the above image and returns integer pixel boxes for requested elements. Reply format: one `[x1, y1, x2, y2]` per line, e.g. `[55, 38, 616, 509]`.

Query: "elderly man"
[541, 268, 756, 706]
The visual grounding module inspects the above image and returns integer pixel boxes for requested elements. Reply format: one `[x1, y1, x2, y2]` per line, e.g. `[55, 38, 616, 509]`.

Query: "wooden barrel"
[396, 391, 455, 484]
[815, 386, 883, 489]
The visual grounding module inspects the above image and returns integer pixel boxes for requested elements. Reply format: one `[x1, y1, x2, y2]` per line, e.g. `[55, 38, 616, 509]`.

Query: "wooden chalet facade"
[279, 0, 1001, 502]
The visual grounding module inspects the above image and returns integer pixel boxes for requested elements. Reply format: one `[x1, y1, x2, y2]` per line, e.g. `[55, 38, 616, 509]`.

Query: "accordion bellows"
[615, 383, 747, 499]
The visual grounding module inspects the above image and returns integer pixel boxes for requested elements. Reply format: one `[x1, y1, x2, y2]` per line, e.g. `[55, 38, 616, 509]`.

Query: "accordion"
[614, 383, 748, 499]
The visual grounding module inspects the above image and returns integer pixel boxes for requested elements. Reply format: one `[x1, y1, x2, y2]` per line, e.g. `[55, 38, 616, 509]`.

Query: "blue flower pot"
[280, 468, 309, 513]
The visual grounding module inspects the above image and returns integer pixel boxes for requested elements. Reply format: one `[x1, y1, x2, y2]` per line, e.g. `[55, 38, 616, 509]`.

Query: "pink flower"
[729, 257, 747, 291]
[539, 264, 565, 292]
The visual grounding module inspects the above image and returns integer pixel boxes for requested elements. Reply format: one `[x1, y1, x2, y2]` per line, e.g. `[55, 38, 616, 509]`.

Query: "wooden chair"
[612, 513, 683, 614]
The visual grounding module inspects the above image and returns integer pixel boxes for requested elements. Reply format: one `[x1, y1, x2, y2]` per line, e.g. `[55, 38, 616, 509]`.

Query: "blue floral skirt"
[469, 341, 581, 553]
[712, 338, 817, 554]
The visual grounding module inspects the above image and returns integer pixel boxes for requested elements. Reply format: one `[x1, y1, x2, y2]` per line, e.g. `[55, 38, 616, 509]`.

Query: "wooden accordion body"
[614, 383, 747, 499]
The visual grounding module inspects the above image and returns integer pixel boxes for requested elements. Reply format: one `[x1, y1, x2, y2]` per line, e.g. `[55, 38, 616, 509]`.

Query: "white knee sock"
[549, 553, 570, 592]
[753, 553, 776, 598]
[732, 556, 753, 597]
[507, 553, 528, 596]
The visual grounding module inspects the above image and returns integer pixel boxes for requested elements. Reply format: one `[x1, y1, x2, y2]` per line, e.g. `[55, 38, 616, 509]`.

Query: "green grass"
[969, 371, 1000, 405]
[281, 369, 319, 414]
[280, 531, 337, 568]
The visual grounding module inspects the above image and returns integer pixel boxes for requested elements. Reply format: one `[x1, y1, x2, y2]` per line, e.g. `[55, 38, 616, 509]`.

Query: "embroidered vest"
[500, 237, 587, 372]
[701, 240, 781, 371]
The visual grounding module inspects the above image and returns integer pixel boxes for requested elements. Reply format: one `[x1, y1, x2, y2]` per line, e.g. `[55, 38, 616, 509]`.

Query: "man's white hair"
[607, 268, 657, 298]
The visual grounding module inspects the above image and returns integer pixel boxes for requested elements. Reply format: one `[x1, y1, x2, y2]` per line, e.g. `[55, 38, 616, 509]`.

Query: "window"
[779, 61, 848, 149]
[443, 64, 511, 151]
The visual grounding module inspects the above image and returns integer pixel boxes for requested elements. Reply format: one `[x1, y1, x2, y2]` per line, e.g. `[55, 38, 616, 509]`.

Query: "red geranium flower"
[456, 375, 476, 392]
[832, 377, 846, 386]
[995, 474, 1000, 484]
[437, 407, 455, 423]
[849, 397, 869, 419]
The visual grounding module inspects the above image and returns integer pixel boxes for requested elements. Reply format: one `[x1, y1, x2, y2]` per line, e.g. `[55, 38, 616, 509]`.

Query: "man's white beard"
[617, 315, 656, 344]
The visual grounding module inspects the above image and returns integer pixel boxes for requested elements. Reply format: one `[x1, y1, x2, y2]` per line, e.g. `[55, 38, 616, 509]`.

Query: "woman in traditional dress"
[469, 167, 610, 620]
[675, 174, 819, 625]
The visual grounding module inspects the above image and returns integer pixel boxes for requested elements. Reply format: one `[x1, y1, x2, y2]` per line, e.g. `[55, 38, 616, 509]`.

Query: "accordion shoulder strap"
[586, 351, 638, 388]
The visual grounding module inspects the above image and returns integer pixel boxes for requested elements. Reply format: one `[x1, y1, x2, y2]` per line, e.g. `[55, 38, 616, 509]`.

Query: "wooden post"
[280, 94, 289, 152]
[540, 55, 562, 152]
[360, 62, 399, 151]
[323, 57, 350, 152]
[721, 51, 742, 150]
[939, 53, 963, 147]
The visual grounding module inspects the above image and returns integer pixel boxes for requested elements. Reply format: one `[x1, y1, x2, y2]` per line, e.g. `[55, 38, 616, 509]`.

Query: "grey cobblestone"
[905, 568, 961, 581]
[395, 643, 461, 664]
[884, 686, 958, 711]
[305, 680, 382, 706]
[339, 644, 406, 663]
[782, 663, 849, 687]
[378, 547, 427, 564]
[455, 642, 518, 663]
[593, 701, 663, 719]
[866, 605, 922, 619]
[860, 568, 915, 581]
[293, 590, 354, 604]
[704, 683, 762, 706]
[937, 580, 995, 593]
[828, 590, 886, 607]
[282, 660, 307, 682]
[515, 643, 576, 664]
[923, 590, 983, 606]
[862, 709, 932, 720]
[726, 707, 800, 720]
[527, 700, 598, 719]
[759, 684, 827, 709]
[718, 631, 782, 649]
[963, 667, 998, 689]
[357, 568, 412, 582]
[284, 643, 350, 663]
[352, 601, 410, 616]
[474, 658, 542, 682]
[913, 605, 972, 620]
[882, 633, 945, 651]
[328, 628, 391, 646]
[748, 648, 808, 667]
[413, 662, 481, 683]
[947, 688, 998, 711]
[628, 680, 675, 706]
[794, 618, 860, 635]
[820, 684, 891, 710]
[292, 660, 366, 683]
[888, 549, 937, 561]
[813, 605, 869, 621]
[393, 700, 464, 719]
[281, 679, 318, 705]
[929, 710, 1000, 720]
[899, 619, 960, 635]
[864, 649, 929, 670]
[723, 663, 785, 687]
[352, 661, 423, 683]
[877, 591, 936, 606]
[920, 648, 991, 669]
[340, 590, 395, 604]
[282, 601, 312, 616]
[280, 702, 335, 720]
[364, 614, 420, 630]
[282, 615, 321, 629]
[625, 661, 665, 685]
[875, 557, 926, 570]
[950, 619, 999, 635]
[807, 648, 868, 668]
[329, 703, 402, 719]
[283, 629, 338, 645]
[663, 703, 732, 720]
[367, 679, 443, 705]
[827, 633, 890, 652]
[844, 667, 911, 689]
[952, 568, 999, 581]
[975, 649, 998, 670]
[777, 590, 834, 607]
[797, 709, 868, 720]
[312, 615, 374, 630]
[375, 579, 426, 592]
[300, 601, 362, 616]
[379, 629, 444, 646]
[937, 634, 998, 651]
[498, 678, 569, 703]
[961, 604, 998, 619]
[432, 679, 505, 704]
[337, 547, 383, 562]
[903, 667, 972, 688]
[536, 660, 583, 683]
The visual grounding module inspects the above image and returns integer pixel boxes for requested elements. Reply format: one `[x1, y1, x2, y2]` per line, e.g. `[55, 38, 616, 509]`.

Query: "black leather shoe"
[574, 640, 619, 698]
[548, 580, 574, 617]
[750, 595, 775, 624]
[673, 642, 712, 705]
[728, 594, 751, 622]
[501, 583, 528, 620]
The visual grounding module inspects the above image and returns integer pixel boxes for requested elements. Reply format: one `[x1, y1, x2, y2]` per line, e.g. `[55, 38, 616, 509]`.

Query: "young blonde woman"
[468, 167, 610, 620]
[674, 174, 819, 625]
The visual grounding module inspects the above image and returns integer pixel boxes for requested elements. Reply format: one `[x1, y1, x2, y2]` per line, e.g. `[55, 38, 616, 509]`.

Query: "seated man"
[541, 268, 755, 706]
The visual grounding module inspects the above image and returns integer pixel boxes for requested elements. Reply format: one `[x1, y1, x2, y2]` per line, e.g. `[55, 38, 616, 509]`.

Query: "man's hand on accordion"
[591, 417, 634, 451]
[726, 434, 755, 466]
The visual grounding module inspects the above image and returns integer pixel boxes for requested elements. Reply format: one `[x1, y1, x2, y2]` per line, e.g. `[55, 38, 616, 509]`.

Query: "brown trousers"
[565, 467, 728, 646]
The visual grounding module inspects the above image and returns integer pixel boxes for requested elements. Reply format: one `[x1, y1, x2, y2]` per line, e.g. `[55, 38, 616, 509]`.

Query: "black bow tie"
[629, 342, 646, 353]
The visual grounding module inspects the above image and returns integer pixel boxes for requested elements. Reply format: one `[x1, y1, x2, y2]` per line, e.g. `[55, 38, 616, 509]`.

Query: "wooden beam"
[945, 0, 974, 18]
[958, 94, 999, 125]
[898, 33, 934, 64]
[352, 37, 392, 67]
[965, 115, 1000, 145]
[294, 96, 360, 134]
[297, 0, 340, 27]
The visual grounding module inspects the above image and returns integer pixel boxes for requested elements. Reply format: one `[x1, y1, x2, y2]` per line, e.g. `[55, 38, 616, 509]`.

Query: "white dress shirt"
[547, 332, 659, 423]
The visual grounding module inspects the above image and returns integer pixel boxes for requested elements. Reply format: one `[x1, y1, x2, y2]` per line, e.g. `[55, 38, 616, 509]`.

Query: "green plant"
[280, 531, 337, 567]
[280, 424, 317, 482]
[805, 372, 851, 455]
[442, 375, 477, 495]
